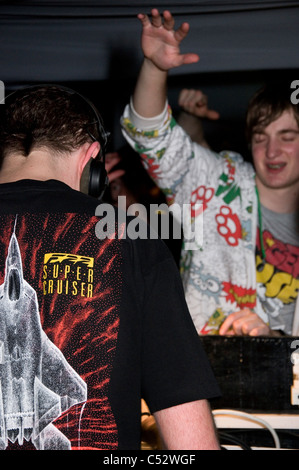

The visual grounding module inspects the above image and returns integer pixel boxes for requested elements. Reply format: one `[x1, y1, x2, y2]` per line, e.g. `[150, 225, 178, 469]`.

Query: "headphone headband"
[4, 83, 109, 199]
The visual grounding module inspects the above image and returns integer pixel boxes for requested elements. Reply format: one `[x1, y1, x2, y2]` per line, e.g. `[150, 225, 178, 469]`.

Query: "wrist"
[129, 96, 168, 130]
[143, 57, 169, 75]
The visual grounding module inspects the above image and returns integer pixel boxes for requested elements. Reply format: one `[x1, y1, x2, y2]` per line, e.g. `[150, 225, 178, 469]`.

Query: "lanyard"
[255, 186, 266, 261]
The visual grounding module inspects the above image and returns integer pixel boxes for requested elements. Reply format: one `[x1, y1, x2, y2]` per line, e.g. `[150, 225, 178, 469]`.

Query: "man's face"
[252, 109, 299, 192]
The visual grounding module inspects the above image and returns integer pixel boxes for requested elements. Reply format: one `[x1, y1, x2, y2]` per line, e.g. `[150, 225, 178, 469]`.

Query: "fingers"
[178, 88, 219, 119]
[137, 9, 173, 29]
[219, 308, 270, 336]
[157, 10, 175, 31]
[219, 311, 241, 335]
[105, 152, 126, 182]
[179, 89, 207, 108]
[206, 109, 220, 120]
[151, 8, 163, 28]
[105, 152, 121, 172]
[164, 16, 175, 32]
[150, 9, 176, 31]
[108, 169, 125, 183]
[174, 21, 190, 43]
[137, 13, 151, 28]
[138, 9, 188, 40]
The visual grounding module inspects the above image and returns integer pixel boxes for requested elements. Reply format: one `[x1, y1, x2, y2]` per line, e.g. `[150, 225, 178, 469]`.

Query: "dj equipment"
[201, 335, 299, 413]
[3, 84, 109, 199]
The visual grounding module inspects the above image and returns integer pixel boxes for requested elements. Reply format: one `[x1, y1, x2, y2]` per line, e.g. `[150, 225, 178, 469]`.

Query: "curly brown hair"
[0, 85, 105, 165]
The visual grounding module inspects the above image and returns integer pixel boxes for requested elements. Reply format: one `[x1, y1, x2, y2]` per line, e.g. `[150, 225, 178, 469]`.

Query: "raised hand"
[137, 9, 199, 71]
[178, 89, 220, 120]
[105, 152, 125, 182]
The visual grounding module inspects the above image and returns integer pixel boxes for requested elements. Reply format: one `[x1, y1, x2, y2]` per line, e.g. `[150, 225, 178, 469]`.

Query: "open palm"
[138, 9, 199, 71]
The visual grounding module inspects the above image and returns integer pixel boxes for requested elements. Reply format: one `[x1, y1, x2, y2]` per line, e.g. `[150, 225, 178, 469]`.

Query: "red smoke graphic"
[0, 213, 121, 450]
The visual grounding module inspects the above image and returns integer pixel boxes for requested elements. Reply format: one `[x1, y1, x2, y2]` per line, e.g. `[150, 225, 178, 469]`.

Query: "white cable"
[212, 409, 281, 449]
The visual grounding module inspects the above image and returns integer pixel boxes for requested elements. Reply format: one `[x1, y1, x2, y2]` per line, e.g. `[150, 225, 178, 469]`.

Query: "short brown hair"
[0, 85, 104, 164]
[246, 82, 299, 142]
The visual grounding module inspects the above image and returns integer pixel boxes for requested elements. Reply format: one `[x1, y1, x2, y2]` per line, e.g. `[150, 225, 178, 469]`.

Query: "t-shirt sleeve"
[140, 243, 221, 413]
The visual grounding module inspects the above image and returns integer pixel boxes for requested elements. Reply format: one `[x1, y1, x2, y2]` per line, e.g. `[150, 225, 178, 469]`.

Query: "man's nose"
[266, 138, 281, 159]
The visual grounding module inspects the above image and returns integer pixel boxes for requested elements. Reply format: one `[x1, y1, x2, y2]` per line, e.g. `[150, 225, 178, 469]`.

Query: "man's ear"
[80, 141, 101, 175]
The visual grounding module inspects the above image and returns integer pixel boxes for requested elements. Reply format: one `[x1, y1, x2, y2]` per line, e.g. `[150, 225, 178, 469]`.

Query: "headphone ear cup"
[88, 157, 109, 199]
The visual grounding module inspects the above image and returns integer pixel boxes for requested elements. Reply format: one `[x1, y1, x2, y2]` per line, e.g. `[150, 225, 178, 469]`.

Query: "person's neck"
[256, 180, 299, 214]
[0, 150, 80, 190]
[0, 166, 58, 185]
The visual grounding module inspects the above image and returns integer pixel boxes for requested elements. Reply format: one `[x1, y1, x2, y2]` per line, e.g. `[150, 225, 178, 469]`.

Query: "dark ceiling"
[1, 0, 298, 152]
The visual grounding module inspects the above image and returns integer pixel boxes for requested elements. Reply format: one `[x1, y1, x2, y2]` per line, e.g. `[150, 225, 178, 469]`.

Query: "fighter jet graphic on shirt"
[0, 229, 87, 450]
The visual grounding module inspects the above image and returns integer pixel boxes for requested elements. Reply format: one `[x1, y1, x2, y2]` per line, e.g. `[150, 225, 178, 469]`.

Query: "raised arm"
[133, 9, 199, 118]
[121, 9, 218, 206]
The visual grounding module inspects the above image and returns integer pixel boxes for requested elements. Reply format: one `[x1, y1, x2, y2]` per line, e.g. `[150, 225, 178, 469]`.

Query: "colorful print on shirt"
[256, 227, 299, 330]
[0, 213, 122, 450]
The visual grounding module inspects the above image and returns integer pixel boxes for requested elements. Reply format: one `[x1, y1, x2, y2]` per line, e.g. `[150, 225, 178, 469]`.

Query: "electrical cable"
[213, 409, 281, 449]
[218, 431, 252, 450]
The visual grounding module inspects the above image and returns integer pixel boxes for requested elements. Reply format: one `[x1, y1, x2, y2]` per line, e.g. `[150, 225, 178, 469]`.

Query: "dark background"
[1, 0, 298, 157]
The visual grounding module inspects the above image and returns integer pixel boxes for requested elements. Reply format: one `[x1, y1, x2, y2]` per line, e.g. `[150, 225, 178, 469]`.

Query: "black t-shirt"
[0, 179, 220, 450]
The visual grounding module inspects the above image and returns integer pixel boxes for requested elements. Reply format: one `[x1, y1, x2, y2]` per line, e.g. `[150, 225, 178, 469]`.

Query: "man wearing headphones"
[0, 85, 220, 450]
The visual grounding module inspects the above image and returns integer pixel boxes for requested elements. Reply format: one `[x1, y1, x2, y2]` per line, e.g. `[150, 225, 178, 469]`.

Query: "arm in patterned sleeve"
[120, 8, 220, 206]
[121, 99, 221, 206]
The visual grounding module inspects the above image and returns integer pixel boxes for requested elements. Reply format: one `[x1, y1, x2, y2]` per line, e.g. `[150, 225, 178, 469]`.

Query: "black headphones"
[4, 84, 110, 200]
[69, 87, 110, 200]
